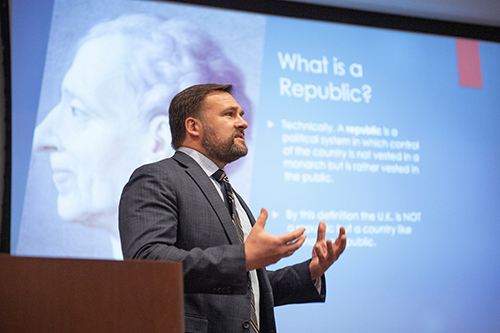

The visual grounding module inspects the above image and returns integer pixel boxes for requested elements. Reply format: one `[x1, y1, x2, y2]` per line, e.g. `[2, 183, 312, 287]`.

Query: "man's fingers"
[314, 238, 329, 260]
[254, 207, 268, 229]
[284, 234, 306, 256]
[333, 231, 347, 257]
[316, 221, 326, 242]
[334, 227, 347, 248]
[280, 227, 306, 244]
[338, 234, 347, 253]
[326, 239, 335, 259]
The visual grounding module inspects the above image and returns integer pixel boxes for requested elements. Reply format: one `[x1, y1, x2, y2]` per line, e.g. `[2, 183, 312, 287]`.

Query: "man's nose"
[33, 106, 62, 152]
[236, 114, 248, 130]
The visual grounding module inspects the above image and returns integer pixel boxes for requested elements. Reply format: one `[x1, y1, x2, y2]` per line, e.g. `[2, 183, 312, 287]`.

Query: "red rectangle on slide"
[456, 39, 483, 88]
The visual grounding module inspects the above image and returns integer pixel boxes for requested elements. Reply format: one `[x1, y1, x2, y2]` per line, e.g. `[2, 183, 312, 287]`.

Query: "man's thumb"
[255, 207, 268, 229]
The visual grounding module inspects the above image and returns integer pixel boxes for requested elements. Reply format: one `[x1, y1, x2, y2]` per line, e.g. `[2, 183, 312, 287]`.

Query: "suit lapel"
[173, 151, 242, 244]
[235, 191, 256, 226]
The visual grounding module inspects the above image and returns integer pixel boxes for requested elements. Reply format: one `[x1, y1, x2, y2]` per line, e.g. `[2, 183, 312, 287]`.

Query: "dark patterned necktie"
[213, 169, 244, 242]
[213, 169, 259, 333]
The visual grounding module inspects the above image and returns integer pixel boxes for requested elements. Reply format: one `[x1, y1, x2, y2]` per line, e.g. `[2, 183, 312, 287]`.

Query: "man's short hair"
[169, 84, 233, 149]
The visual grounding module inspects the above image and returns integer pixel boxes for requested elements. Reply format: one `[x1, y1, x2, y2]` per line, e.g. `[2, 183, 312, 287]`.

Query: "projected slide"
[250, 16, 500, 332]
[11, 0, 500, 332]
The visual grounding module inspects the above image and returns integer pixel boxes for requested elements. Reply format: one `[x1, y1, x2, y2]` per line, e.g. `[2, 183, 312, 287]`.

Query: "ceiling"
[288, 0, 500, 27]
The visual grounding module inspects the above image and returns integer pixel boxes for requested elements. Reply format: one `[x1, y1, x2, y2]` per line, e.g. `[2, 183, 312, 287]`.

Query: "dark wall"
[0, 0, 11, 253]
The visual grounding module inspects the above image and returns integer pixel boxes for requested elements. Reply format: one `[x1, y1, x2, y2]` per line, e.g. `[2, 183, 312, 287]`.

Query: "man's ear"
[147, 115, 172, 160]
[185, 116, 203, 141]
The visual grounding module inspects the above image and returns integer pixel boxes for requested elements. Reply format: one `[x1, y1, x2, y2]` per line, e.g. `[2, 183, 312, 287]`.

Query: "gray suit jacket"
[119, 151, 326, 333]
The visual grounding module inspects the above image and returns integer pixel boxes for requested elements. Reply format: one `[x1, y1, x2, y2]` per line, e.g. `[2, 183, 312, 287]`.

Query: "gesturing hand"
[245, 208, 307, 271]
[309, 222, 346, 280]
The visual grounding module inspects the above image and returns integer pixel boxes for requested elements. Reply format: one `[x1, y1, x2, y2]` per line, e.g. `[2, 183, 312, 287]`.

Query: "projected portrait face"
[33, 35, 170, 236]
[30, 14, 253, 251]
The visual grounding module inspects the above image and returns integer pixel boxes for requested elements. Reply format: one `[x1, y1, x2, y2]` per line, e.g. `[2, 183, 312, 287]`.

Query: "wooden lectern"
[0, 254, 184, 333]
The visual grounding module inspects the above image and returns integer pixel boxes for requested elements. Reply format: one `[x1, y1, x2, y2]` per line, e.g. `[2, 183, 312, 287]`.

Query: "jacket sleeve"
[119, 162, 248, 295]
[267, 259, 326, 306]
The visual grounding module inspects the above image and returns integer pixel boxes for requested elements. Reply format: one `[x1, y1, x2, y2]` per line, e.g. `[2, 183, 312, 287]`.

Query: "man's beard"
[202, 123, 248, 165]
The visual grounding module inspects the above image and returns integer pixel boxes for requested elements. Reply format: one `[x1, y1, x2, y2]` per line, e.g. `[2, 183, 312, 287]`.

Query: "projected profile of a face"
[33, 35, 162, 237]
[30, 14, 252, 258]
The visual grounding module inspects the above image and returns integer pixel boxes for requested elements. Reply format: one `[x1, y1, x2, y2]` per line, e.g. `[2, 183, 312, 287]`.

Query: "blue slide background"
[250, 16, 500, 332]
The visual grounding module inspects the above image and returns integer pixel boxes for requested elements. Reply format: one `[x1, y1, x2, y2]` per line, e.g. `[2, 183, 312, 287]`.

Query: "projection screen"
[10, 0, 500, 332]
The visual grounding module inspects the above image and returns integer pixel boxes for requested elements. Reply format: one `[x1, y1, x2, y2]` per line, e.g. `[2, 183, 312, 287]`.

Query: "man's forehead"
[203, 91, 242, 111]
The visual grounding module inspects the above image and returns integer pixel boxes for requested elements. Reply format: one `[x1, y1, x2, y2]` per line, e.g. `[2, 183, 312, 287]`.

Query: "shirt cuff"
[313, 277, 322, 294]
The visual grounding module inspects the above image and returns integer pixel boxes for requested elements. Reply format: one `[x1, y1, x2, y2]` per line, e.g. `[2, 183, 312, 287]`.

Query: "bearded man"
[119, 84, 347, 333]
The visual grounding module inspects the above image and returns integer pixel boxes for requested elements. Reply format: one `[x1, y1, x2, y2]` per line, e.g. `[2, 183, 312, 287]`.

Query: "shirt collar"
[177, 147, 221, 178]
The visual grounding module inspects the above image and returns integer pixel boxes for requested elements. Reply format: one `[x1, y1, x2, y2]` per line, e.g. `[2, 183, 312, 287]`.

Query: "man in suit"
[119, 84, 347, 333]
